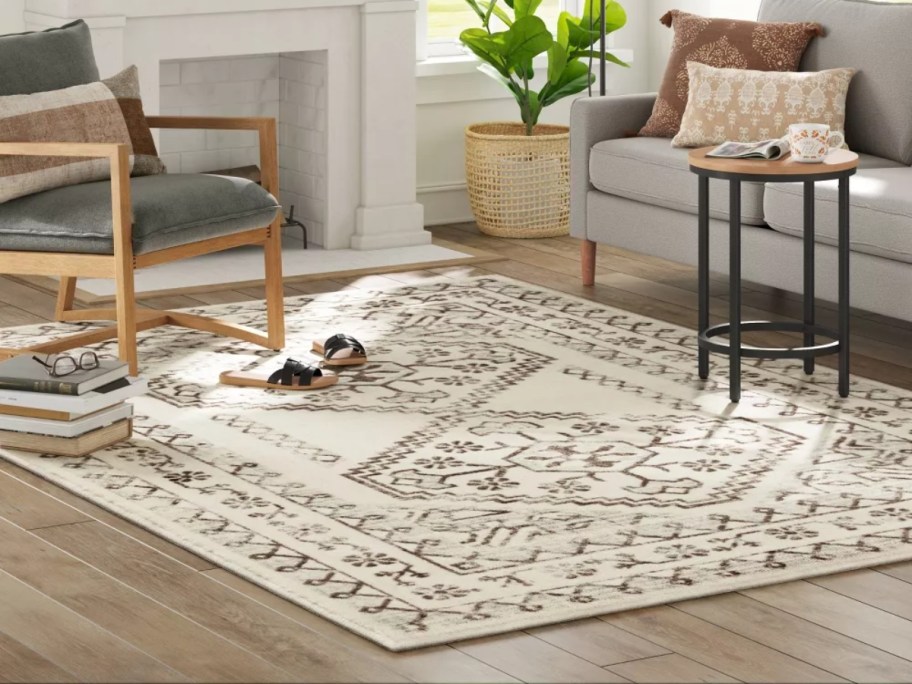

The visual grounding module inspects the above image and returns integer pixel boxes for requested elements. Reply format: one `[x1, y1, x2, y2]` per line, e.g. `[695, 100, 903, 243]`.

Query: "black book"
[0, 355, 130, 395]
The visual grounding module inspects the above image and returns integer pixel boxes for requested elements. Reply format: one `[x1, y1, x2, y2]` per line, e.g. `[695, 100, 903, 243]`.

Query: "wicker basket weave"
[464, 122, 570, 238]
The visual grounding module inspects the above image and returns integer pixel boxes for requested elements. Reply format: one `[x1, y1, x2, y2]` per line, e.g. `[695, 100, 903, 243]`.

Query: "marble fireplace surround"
[24, 0, 429, 250]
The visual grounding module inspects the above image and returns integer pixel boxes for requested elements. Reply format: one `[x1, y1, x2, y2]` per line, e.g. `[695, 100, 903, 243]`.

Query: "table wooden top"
[689, 146, 859, 177]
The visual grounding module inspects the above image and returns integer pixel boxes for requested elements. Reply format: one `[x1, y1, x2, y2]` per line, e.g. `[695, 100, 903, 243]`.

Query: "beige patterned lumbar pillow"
[672, 62, 856, 149]
[0, 66, 163, 204]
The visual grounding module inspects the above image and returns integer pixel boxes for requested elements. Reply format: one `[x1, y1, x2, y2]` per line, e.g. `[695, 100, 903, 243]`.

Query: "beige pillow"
[672, 62, 856, 149]
[0, 66, 163, 205]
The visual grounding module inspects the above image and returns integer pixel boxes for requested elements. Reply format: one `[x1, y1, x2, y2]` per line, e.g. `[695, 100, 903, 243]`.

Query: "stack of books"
[0, 355, 146, 457]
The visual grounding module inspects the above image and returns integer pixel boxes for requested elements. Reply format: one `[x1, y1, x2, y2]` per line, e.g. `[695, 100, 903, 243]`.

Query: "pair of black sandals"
[220, 334, 367, 392]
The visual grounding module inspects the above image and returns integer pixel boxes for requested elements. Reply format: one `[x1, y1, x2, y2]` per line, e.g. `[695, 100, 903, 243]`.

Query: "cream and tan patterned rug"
[1, 275, 910, 651]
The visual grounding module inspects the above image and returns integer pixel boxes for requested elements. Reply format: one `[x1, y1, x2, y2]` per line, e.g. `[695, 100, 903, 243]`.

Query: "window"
[421, 0, 576, 59]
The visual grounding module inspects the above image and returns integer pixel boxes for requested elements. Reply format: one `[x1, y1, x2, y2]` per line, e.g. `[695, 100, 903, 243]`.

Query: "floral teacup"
[788, 123, 846, 163]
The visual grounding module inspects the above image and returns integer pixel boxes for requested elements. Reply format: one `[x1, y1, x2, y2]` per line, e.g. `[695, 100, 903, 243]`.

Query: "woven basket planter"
[465, 122, 570, 238]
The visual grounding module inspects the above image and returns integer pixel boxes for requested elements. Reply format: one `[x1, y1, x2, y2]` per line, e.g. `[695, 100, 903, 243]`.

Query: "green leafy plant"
[460, 0, 628, 135]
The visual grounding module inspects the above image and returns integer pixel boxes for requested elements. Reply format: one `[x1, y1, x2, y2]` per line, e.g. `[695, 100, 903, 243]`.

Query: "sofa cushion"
[0, 174, 281, 255]
[0, 20, 99, 96]
[764, 166, 912, 264]
[589, 137, 767, 225]
[759, 0, 912, 165]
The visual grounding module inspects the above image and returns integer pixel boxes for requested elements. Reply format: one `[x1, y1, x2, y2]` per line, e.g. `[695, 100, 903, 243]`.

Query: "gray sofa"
[571, 0, 912, 322]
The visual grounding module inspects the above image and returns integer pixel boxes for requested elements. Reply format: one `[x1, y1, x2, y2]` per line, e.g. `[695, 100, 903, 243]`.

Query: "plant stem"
[522, 72, 533, 136]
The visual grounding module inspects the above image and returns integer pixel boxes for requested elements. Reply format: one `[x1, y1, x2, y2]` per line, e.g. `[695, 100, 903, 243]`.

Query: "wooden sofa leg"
[55, 277, 77, 320]
[264, 218, 286, 350]
[581, 239, 597, 286]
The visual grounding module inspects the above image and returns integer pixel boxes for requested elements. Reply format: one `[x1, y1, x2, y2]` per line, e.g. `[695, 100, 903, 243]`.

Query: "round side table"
[688, 147, 859, 403]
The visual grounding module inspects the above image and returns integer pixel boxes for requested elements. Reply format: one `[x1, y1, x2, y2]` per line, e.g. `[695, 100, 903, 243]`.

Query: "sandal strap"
[266, 358, 323, 386]
[323, 333, 366, 360]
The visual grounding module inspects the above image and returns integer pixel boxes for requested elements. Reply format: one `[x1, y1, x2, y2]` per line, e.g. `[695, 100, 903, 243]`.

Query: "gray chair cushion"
[764, 166, 912, 264]
[589, 137, 767, 226]
[0, 174, 281, 255]
[759, 0, 912, 165]
[0, 20, 99, 96]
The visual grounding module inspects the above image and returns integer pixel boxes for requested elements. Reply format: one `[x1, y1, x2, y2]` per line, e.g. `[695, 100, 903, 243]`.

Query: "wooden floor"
[0, 223, 910, 683]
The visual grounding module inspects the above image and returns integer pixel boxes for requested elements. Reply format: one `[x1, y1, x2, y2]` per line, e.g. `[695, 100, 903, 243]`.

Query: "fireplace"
[159, 52, 328, 246]
[23, 0, 428, 250]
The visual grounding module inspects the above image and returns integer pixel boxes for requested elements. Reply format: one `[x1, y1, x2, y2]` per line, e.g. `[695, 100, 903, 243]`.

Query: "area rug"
[0, 275, 910, 651]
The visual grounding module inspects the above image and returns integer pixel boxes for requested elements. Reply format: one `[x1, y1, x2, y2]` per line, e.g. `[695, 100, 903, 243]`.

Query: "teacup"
[788, 123, 846, 163]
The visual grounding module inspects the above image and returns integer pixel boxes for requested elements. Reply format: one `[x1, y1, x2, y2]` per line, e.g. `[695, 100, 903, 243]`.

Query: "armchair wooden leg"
[55, 277, 77, 320]
[114, 260, 138, 375]
[264, 217, 285, 350]
[581, 239, 597, 286]
[110, 143, 138, 374]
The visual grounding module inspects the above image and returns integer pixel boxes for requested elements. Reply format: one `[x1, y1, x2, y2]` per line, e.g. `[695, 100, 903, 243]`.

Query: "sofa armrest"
[570, 93, 657, 239]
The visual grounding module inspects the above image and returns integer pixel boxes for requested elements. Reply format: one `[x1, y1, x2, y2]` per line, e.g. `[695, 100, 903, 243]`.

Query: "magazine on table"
[706, 137, 791, 160]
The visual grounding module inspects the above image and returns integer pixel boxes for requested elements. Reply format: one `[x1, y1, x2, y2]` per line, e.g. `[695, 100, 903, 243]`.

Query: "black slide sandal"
[312, 334, 368, 367]
[220, 358, 338, 391]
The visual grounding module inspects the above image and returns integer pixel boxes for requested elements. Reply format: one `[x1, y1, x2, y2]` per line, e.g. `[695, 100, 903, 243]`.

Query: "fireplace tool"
[283, 205, 308, 249]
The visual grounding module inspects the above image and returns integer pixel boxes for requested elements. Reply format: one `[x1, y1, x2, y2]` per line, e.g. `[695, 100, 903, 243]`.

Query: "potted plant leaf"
[460, 0, 628, 237]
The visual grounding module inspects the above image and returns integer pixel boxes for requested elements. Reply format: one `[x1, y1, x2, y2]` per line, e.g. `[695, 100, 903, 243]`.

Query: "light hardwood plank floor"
[0, 223, 909, 682]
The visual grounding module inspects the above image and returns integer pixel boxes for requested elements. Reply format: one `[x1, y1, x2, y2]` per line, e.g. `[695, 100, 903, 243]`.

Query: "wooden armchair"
[0, 116, 286, 374]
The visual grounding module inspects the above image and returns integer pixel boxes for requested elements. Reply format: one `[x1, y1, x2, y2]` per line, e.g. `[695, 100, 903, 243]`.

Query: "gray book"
[0, 355, 129, 395]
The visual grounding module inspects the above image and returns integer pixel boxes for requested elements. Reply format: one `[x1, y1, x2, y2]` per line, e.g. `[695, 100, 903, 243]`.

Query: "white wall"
[418, 0, 652, 225]
[0, 0, 25, 33]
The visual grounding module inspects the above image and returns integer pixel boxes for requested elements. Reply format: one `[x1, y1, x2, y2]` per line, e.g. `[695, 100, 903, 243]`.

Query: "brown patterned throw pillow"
[638, 10, 823, 139]
[0, 65, 164, 204]
[102, 65, 165, 177]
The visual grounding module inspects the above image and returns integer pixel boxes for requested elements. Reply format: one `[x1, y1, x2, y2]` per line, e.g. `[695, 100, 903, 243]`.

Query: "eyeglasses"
[32, 352, 99, 378]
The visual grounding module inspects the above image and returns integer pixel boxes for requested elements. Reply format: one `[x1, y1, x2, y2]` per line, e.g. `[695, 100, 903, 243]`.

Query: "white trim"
[361, 0, 418, 13]
[24, 9, 125, 27]
[27, 0, 416, 17]
[416, 0, 428, 60]
[417, 182, 473, 226]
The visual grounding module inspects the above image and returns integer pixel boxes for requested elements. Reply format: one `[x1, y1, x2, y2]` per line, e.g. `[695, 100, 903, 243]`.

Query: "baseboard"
[351, 203, 430, 250]
[418, 182, 474, 226]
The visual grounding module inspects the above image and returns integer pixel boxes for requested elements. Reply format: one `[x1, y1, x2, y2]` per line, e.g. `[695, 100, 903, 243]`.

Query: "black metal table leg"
[839, 176, 851, 397]
[690, 149, 857, 400]
[729, 180, 741, 403]
[803, 181, 816, 375]
[698, 175, 710, 380]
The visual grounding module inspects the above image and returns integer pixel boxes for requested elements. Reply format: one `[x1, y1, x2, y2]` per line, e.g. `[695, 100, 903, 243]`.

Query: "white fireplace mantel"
[24, 0, 429, 250]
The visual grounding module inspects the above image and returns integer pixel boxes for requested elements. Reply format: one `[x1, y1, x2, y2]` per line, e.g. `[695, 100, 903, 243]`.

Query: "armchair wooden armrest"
[0, 141, 130, 159]
[146, 116, 278, 194]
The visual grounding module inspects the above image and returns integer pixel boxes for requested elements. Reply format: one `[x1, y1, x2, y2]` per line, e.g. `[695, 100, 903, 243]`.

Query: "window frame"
[418, 0, 586, 61]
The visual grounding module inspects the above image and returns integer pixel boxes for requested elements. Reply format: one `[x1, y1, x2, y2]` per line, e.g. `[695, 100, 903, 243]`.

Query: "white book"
[0, 402, 134, 438]
[0, 377, 146, 414]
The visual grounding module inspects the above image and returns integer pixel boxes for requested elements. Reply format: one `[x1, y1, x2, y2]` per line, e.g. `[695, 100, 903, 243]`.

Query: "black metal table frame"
[690, 164, 856, 403]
